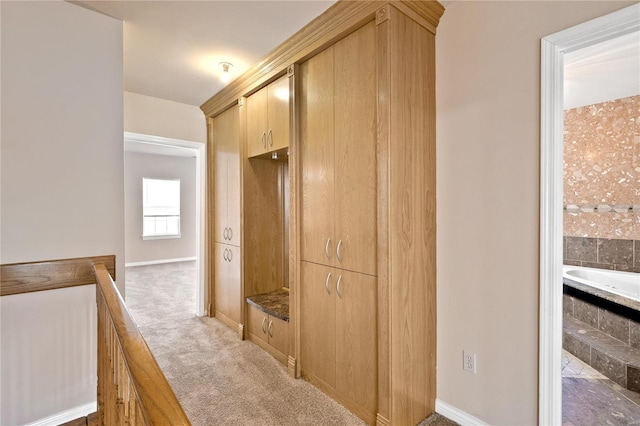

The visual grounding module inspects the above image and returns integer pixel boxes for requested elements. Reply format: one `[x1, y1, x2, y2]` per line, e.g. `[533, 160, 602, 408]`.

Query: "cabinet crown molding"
[199, 0, 444, 118]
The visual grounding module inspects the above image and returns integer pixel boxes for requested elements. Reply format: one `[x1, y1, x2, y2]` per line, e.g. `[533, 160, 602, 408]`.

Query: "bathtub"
[563, 265, 640, 304]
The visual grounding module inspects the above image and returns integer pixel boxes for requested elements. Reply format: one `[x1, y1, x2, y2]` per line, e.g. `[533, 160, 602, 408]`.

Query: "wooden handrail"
[94, 263, 190, 425]
[0, 255, 115, 296]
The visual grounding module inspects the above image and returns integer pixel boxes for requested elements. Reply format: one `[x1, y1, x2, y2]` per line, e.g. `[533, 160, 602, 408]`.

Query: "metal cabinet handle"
[268, 129, 273, 147]
[325, 272, 332, 295]
[228, 228, 233, 241]
[223, 249, 228, 261]
[228, 249, 232, 262]
[336, 239, 343, 263]
[223, 227, 228, 240]
[336, 275, 342, 299]
[268, 320, 273, 338]
[261, 131, 266, 149]
[325, 238, 331, 260]
[261, 317, 267, 334]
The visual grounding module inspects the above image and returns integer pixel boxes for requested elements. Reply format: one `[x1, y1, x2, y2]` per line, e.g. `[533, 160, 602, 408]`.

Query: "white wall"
[0, 287, 97, 426]
[125, 152, 197, 264]
[124, 91, 206, 143]
[0, 0, 124, 290]
[436, 1, 635, 424]
[0, 0, 123, 423]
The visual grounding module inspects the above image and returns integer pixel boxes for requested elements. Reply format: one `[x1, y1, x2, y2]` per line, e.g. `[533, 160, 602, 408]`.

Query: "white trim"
[25, 402, 97, 426]
[142, 234, 181, 240]
[125, 257, 196, 268]
[124, 132, 207, 316]
[435, 399, 487, 426]
[539, 4, 640, 425]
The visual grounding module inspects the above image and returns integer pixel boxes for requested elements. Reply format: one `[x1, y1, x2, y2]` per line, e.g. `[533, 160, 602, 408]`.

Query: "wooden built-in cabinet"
[210, 106, 242, 333]
[246, 75, 290, 158]
[246, 304, 289, 364]
[202, 2, 443, 425]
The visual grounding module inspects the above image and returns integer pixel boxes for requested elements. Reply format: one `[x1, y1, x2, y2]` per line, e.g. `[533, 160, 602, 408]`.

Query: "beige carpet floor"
[125, 261, 456, 426]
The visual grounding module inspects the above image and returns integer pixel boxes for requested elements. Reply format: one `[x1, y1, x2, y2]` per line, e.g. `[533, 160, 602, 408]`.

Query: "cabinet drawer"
[267, 315, 289, 355]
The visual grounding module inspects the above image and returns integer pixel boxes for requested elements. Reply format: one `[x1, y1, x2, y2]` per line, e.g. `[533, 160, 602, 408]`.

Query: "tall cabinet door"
[224, 107, 241, 246]
[333, 22, 377, 276]
[335, 269, 377, 414]
[212, 106, 240, 246]
[212, 115, 228, 244]
[300, 46, 335, 267]
[300, 261, 336, 388]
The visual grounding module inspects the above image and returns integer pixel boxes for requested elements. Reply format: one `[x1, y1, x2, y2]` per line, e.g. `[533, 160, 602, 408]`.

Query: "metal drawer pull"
[268, 320, 273, 337]
[261, 317, 267, 334]
[336, 275, 343, 299]
[268, 129, 273, 147]
[261, 131, 266, 149]
[336, 239, 343, 263]
[325, 272, 332, 295]
[325, 238, 331, 260]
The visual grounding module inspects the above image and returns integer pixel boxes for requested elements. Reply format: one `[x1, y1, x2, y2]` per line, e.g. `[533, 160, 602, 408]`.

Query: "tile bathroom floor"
[563, 350, 640, 425]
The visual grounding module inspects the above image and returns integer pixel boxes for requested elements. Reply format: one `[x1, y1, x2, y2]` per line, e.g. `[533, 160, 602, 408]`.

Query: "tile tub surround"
[563, 236, 640, 272]
[563, 95, 640, 241]
[564, 281, 640, 392]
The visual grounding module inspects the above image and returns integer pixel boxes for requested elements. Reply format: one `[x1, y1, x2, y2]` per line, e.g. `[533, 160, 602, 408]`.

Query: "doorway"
[123, 131, 207, 316]
[539, 4, 640, 423]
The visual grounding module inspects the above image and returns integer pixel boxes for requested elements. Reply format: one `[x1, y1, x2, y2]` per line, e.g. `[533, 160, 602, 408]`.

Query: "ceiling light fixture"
[219, 62, 233, 83]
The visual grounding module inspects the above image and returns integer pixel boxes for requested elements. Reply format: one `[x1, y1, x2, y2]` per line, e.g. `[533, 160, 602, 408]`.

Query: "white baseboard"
[125, 257, 196, 267]
[26, 401, 97, 426]
[436, 399, 487, 426]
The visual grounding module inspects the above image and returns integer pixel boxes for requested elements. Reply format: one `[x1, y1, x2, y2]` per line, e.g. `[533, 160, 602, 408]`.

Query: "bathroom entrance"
[539, 4, 640, 423]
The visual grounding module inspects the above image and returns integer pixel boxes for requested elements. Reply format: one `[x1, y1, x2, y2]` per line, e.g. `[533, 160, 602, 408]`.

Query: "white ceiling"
[564, 31, 640, 109]
[74, 0, 336, 107]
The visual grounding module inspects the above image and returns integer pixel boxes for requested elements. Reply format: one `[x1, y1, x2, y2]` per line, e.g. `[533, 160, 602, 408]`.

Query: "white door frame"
[124, 131, 208, 316]
[539, 4, 640, 424]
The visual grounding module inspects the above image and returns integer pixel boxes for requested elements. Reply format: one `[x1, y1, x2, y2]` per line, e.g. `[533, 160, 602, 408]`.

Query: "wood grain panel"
[388, 10, 437, 424]
[334, 21, 377, 276]
[1, 255, 115, 296]
[375, 6, 391, 420]
[335, 269, 378, 417]
[300, 261, 336, 387]
[300, 46, 335, 267]
[267, 75, 290, 152]
[225, 106, 242, 247]
[268, 315, 289, 356]
[247, 303, 268, 344]
[214, 243, 241, 326]
[289, 63, 302, 377]
[242, 159, 284, 297]
[211, 105, 240, 246]
[246, 86, 268, 158]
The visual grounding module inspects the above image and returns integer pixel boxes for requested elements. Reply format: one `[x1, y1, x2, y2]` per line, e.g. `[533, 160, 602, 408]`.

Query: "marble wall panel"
[564, 95, 640, 240]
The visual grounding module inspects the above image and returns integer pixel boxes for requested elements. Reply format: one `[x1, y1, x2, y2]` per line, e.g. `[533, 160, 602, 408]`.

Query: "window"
[142, 178, 180, 239]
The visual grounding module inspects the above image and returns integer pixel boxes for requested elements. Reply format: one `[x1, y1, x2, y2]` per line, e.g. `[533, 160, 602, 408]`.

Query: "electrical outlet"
[463, 351, 476, 373]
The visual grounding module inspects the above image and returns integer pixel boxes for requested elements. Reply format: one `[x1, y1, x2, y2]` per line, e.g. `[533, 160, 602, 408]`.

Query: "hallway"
[125, 261, 456, 425]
